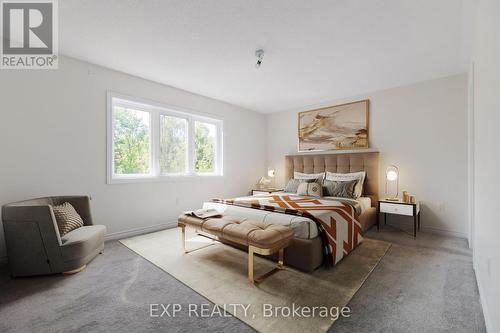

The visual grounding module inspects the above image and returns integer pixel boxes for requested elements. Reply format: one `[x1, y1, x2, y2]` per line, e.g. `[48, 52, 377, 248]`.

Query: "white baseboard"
[474, 265, 493, 332]
[0, 221, 469, 265]
[419, 225, 468, 239]
[384, 220, 468, 239]
[105, 221, 177, 241]
[0, 223, 177, 266]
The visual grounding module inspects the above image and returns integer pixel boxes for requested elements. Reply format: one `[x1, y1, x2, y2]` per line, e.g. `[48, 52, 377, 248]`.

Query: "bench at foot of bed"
[178, 214, 294, 284]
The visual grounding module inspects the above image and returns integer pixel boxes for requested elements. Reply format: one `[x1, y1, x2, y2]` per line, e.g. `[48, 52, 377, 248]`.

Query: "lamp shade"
[267, 169, 275, 177]
[385, 165, 399, 201]
[387, 169, 398, 181]
[386, 166, 399, 180]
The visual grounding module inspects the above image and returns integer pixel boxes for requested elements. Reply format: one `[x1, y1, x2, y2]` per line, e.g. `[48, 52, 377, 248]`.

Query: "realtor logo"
[1, 0, 58, 69]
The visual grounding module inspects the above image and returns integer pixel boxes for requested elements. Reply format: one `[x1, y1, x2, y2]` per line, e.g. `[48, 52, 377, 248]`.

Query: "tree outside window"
[109, 94, 223, 183]
[113, 107, 150, 175]
[195, 121, 216, 173]
[160, 115, 188, 174]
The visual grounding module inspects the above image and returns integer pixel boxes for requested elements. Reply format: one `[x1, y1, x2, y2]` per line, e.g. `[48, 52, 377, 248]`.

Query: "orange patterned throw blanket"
[212, 194, 363, 266]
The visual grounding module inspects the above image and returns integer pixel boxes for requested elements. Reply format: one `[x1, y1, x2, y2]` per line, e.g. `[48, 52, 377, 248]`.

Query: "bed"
[204, 152, 379, 272]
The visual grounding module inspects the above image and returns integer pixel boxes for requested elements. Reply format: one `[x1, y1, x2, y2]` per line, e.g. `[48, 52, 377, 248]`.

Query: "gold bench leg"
[248, 246, 254, 283]
[63, 265, 86, 275]
[181, 225, 187, 253]
[180, 225, 216, 254]
[248, 246, 285, 284]
[277, 248, 284, 268]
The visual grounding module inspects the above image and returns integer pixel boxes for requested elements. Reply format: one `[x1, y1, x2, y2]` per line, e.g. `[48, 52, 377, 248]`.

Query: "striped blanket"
[212, 194, 364, 266]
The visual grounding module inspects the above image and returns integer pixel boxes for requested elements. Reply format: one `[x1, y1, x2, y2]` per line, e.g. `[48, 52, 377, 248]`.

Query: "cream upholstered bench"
[178, 215, 294, 283]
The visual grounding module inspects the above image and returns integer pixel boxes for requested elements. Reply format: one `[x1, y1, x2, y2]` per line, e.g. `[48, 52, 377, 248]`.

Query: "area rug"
[120, 228, 390, 333]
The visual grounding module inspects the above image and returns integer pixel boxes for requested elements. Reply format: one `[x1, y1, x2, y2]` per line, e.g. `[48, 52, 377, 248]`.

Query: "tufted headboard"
[284, 152, 380, 206]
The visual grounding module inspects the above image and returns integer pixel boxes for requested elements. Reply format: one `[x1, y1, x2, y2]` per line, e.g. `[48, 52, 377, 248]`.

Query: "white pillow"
[325, 171, 366, 198]
[294, 171, 325, 180]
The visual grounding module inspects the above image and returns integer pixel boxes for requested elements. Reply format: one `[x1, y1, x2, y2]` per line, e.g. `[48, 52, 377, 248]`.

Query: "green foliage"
[195, 122, 215, 173]
[160, 116, 187, 173]
[113, 107, 150, 174]
[113, 109, 216, 175]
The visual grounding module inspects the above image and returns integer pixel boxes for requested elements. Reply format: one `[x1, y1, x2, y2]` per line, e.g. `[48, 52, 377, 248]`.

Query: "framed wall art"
[298, 99, 369, 152]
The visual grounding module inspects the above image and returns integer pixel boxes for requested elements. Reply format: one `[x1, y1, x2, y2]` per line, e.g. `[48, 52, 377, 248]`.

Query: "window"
[160, 115, 188, 175]
[113, 106, 151, 176]
[108, 93, 223, 183]
[195, 121, 216, 173]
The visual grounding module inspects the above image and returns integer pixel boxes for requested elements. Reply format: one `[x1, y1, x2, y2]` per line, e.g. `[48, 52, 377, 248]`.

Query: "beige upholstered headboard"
[284, 152, 380, 206]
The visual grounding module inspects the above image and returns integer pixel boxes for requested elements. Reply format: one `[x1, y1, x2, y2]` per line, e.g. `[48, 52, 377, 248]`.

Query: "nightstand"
[377, 199, 421, 237]
[252, 189, 284, 196]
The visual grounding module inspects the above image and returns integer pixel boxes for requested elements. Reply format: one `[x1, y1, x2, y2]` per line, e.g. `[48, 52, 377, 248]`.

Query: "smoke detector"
[255, 49, 264, 68]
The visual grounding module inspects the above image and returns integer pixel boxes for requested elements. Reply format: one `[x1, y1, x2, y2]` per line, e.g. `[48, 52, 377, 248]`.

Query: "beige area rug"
[120, 228, 390, 333]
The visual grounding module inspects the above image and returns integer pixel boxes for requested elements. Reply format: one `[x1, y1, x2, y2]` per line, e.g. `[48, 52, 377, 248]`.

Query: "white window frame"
[107, 92, 224, 184]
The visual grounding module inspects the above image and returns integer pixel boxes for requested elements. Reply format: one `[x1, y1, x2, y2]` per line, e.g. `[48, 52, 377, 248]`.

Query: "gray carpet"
[332, 225, 486, 332]
[0, 225, 486, 333]
[120, 229, 390, 333]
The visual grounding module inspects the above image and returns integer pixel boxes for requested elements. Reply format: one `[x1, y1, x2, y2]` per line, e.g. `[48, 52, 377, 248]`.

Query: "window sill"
[107, 174, 224, 185]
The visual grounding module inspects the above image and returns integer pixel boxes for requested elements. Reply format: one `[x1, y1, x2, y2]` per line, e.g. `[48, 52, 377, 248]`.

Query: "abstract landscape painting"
[298, 100, 369, 151]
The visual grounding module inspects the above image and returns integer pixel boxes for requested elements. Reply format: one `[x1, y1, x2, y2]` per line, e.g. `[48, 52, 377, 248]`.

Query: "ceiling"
[60, 0, 474, 113]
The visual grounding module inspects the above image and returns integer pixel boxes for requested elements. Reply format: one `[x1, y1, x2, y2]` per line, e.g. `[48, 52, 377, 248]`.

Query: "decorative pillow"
[297, 182, 323, 197]
[52, 202, 84, 236]
[284, 178, 313, 193]
[293, 172, 325, 181]
[323, 180, 358, 198]
[325, 171, 366, 198]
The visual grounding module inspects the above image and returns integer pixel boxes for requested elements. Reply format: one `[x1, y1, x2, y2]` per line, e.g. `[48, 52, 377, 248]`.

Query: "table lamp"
[385, 165, 399, 201]
[267, 169, 276, 189]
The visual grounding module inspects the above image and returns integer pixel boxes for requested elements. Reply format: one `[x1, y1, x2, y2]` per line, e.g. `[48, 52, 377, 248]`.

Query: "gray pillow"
[323, 179, 358, 198]
[284, 178, 322, 193]
[284, 178, 303, 193]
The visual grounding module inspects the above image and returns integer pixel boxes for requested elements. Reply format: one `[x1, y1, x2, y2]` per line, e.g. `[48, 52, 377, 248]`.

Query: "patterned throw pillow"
[297, 182, 323, 197]
[52, 202, 84, 236]
[323, 180, 358, 199]
[325, 171, 366, 198]
[284, 178, 321, 193]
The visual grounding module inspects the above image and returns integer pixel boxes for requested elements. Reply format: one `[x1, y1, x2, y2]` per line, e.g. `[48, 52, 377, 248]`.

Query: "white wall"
[0, 56, 267, 259]
[472, 0, 500, 331]
[267, 74, 468, 237]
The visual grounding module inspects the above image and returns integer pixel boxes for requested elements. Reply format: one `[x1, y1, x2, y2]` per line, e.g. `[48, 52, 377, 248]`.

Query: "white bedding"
[203, 195, 371, 240]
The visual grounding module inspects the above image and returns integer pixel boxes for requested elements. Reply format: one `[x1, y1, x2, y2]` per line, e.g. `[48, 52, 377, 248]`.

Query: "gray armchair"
[2, 196, 106, 277]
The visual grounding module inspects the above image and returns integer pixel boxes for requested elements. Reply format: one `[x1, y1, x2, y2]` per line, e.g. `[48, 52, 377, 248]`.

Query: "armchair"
[2, 195, 106, 277]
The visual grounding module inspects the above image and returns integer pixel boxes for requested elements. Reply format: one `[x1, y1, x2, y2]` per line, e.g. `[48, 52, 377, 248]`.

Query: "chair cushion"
[52, 202, 84, 236]
[60, 225, 106, 262]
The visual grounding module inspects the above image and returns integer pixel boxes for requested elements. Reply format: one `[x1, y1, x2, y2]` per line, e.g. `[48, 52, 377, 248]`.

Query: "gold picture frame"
[298, 99, 369, 152]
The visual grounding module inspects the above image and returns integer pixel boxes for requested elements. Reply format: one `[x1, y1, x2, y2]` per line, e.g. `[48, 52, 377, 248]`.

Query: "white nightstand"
[252, 189, 284, 196]
[377, 199, 421, 237]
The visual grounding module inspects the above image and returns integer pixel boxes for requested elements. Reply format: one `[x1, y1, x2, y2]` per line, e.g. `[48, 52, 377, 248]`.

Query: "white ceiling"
[60, 0, 474, 113]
